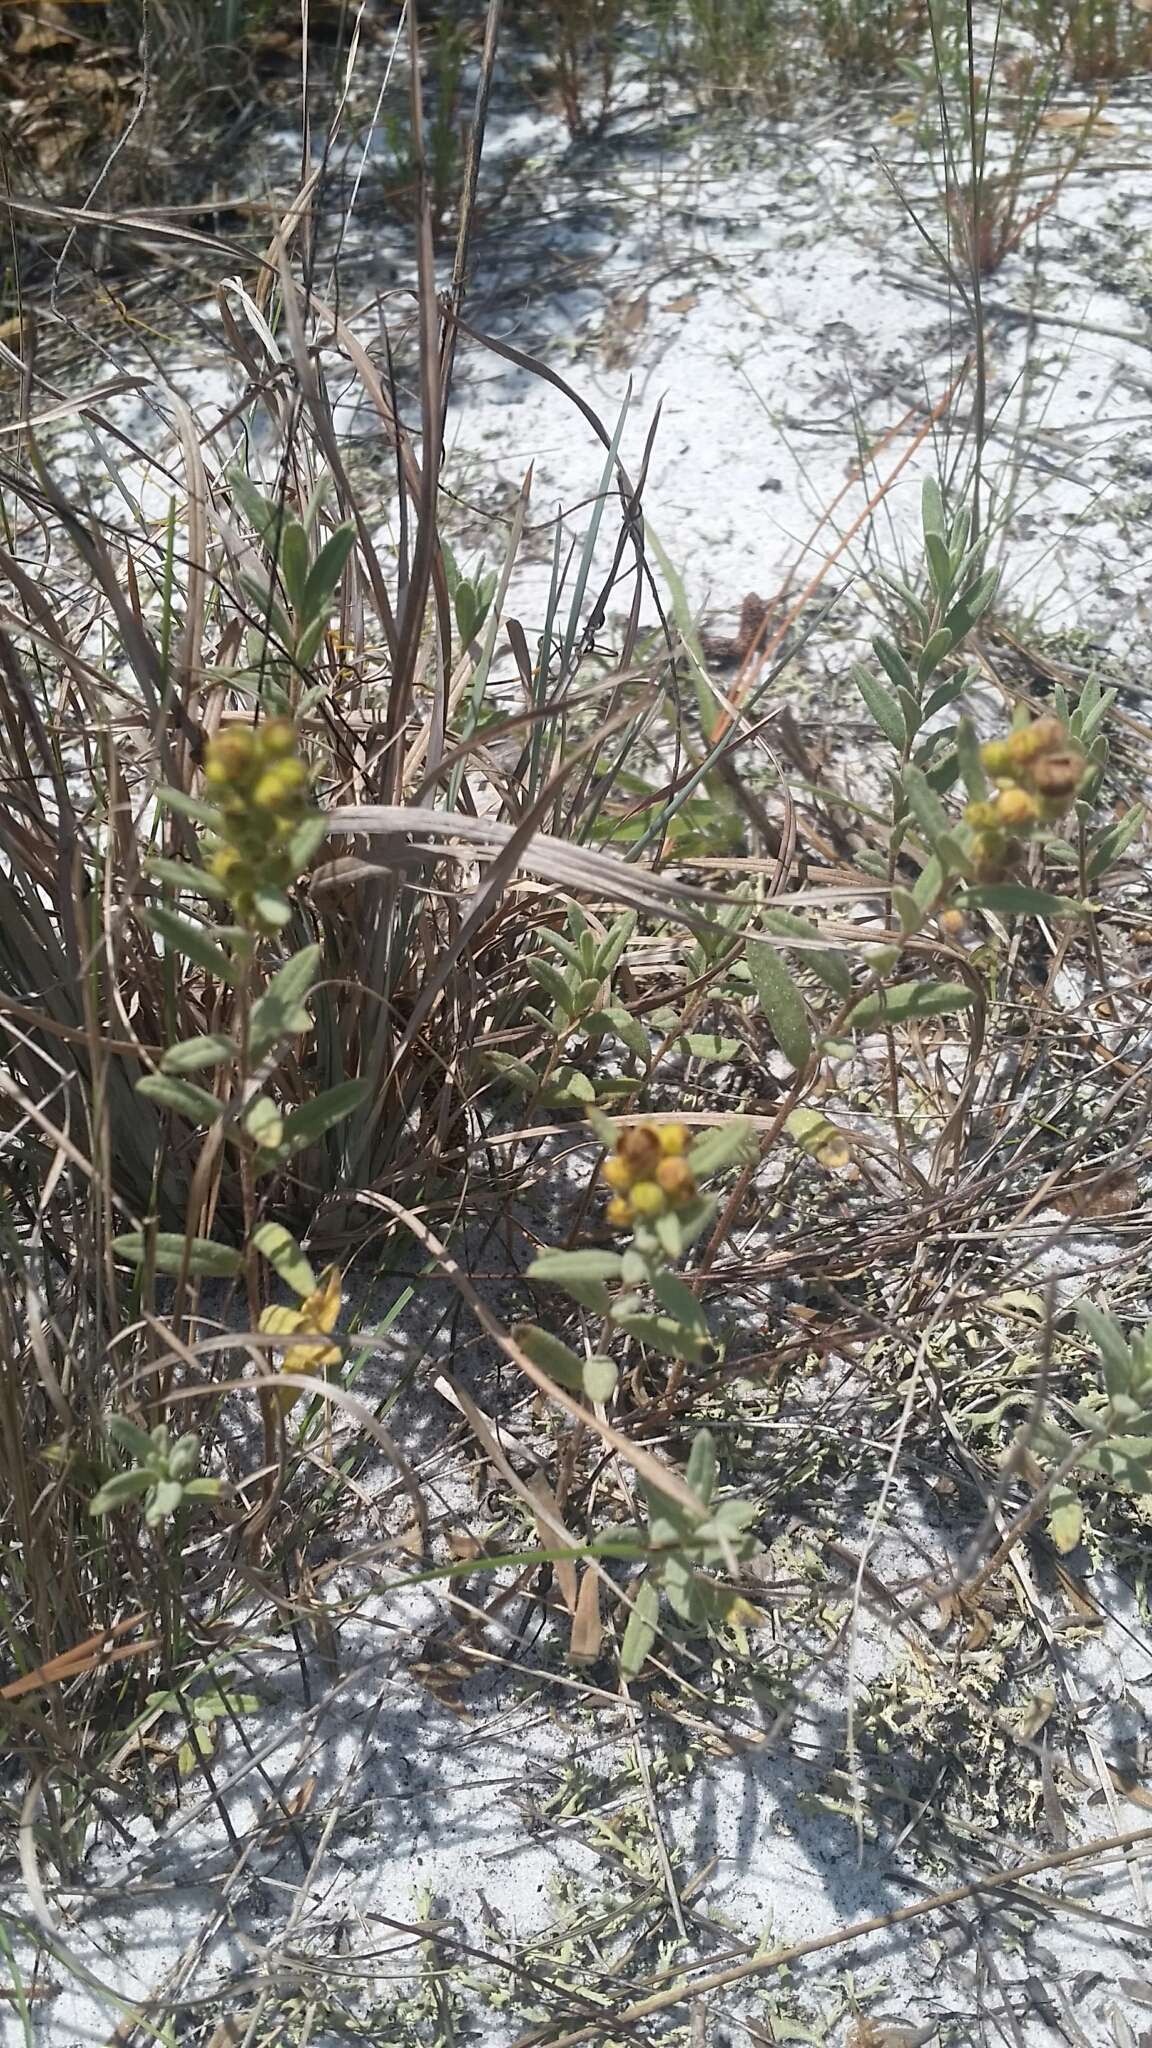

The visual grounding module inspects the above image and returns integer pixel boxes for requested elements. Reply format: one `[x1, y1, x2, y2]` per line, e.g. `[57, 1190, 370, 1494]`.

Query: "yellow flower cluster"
[203, 720, 313, 927]
[602, 1122, 696, 1229]
[964, 716, 1084, 874]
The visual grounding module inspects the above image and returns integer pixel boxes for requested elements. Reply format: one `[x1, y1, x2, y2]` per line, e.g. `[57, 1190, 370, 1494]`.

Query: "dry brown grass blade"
[169, 394, 210, 736]
[1, 1615, 152, 1702]
[321, 804, 867, 935]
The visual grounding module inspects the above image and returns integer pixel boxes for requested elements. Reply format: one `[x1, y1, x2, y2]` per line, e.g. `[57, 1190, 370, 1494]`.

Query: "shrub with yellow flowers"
[202, 718, 318, 932]
[111, 713, 371, 1472]
[964, 715, 1085, 877]
[522, 1114, 762, 1679]
[601, 1121, 697, 1229]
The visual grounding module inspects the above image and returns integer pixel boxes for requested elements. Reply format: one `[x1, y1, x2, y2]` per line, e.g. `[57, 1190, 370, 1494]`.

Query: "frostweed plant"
[522, 1115, 761, 1674]
[1033, 1304, 1152, 1555]
[200, 718, 318, 931]
[112, 709, 363, 1477]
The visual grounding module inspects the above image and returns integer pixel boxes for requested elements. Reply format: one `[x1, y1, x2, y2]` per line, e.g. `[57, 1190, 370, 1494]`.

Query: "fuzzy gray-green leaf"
[746, 940, 813, 1069]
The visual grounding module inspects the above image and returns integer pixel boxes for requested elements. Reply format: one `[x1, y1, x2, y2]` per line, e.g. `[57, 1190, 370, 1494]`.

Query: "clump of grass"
[1027, 0, 1152, 80]
[652, 0, 793, 100]
[816, 0, 924, 74]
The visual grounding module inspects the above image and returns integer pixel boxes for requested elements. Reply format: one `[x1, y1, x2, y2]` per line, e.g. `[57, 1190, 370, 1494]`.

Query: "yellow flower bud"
[995, 786, 1041, 829]
[260, 718, 297, 758]
[656, 1122, 691, 1157]
[1031, 750, 1083, 805]
[629, 1180, 667, 1218]
[1004, 716, 1065, 768]
[617, 1125, 662, 1178]
[209, 844, 245, 883]
[964, 800, 1001, 831]
[602, 1155, 633, 1193]
[606, 1196, 634, 1229]
[252, 760, 308, 811]
[979, 738, 1014, 778]
[655, 1157, 696, 1206]
[204, 728, 256, 787]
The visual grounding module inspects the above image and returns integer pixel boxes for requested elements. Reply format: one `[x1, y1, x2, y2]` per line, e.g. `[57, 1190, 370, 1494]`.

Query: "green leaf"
[620, 1576, 660, 1677]
[146, 906, 239, 986]
[658, 1193, 717, 1254]
[111, 1233, 242, 1278]
[155, 787, 225, 830]
[785, 1106, 853, 1168]
[582, 1355, 618, 1403]
[279, 520, 310, 612]
[293, 615, 327, 670]
[514, 1322, 593, 1393]
[145, 1479, 185, 1525]
[251, 1221, 316, 1298]
[955, 716, 987, 801]
[527, 957, 577, 1012]
[872, 635, 917, 695]
[760, 910, 852, 997]
[90, 1470, 152, 1515]
[249, 944, 322, 1059]
[913, 854, 946, 911]
[146, 857, 230, 900]
[746, 942, 812, 1070]
[136, 1073, 225, 1124]
[546, 1066, 597, 1105]
[595, 911, 637, 978]
[1047, 1484, 1083, 1556]
[483, 1052, 542, 1095]
[239, 573, 293, 650]
[285, 811, 329, 870]
[677, 1032, 741, 1061]
[902, 763, 952, 847]
[455, 584, 478, 644]
[846, 980, 976, 1032]
[686, 1427, 717, 1505]
[610, 1308, 711, 1363]
[962, 884, 1082, 919]
[890, 886, 921, 935]
[923, 675, 966, 721]
[662, 1553, 705, 1626]
[934, 829, 972, 877]
[852, 664, 906, 748]
[228, 468, 284, 545]
[243, 1097, 283, 1149]
[1087, 804, 1144, 881]
[916, 625, 953, 681]
[252, 889, 293, 930]
[1077, 1302, 1133, 1398]
[896, 684, 922, 741]
[651, 1270, 708, 1331]
[300, 522, 357, 625]
[687, 1120, 755, 1180]
[160, 1034, 236, 1075]
[924, 529, 953, 598]
[275, 1079, 370, 1159]
[921, 474, 946, 538]
[106, 1415, 157, 1461]
[654, 1209, 684, 1260]
[598, 1007, 650, 1062]
[527, 1249, 623, 1315]
[945, 567, 999, 642]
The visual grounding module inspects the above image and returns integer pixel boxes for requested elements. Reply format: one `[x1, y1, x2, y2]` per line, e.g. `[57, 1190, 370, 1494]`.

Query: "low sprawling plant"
[1035, 1306, 1152, 1554]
